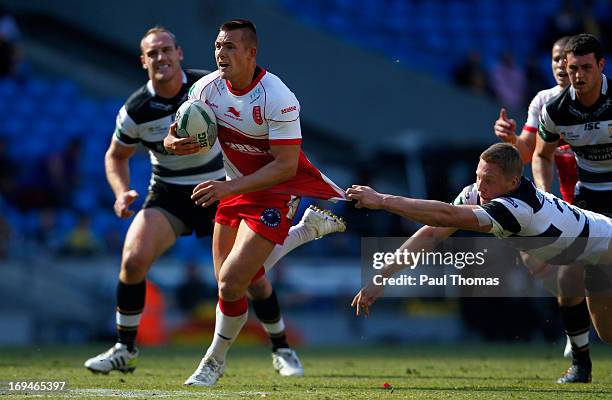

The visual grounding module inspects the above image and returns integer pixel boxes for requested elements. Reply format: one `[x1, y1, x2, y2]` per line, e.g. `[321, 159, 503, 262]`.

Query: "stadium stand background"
[0, 0, 609, 346]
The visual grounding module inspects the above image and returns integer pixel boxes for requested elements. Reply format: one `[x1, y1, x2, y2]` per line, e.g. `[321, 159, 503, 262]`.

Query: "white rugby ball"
[175, 99, 217, 153]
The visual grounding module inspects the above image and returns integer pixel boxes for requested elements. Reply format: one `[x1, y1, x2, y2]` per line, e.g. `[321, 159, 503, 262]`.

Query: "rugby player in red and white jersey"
[494, 36, 593, 384]
[85, 26, 346, 379]
[164, 19, 345, 387]
[494, 36, 576, 203]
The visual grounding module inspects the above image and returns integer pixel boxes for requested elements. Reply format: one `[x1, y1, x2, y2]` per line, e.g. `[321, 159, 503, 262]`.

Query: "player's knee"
[247, 276, 272, 300]
[121, 253, 150, 282]
[218, 277, 247, 301]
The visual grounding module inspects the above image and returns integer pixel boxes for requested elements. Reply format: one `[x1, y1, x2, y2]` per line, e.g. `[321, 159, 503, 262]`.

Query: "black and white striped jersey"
[113, 69, 224, 185]
[539, 74, 612, 191]
[454, 177, 612, 265]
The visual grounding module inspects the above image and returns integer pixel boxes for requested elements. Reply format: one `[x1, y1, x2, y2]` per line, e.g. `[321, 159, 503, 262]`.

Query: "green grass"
[1, 344, 612, 399]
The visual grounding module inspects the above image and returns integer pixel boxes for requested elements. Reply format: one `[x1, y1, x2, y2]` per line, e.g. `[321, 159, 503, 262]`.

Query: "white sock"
[568, 331, 590, 350]
[261, 317, 285, 336]
[263, 223, 315, 271]
[205, 303, 247, 363]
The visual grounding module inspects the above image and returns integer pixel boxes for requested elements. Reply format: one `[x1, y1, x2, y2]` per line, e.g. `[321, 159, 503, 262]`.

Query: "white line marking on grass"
[45, 388, 271, 398]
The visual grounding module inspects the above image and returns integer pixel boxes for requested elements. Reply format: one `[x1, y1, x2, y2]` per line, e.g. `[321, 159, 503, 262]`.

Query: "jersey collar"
[225, 66, 266, 96]
[570, 73, 607, 100]
[146, 70, 188, 96]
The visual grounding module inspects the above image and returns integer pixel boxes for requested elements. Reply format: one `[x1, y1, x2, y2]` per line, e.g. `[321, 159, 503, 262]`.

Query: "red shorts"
[215, 192, 300, 245]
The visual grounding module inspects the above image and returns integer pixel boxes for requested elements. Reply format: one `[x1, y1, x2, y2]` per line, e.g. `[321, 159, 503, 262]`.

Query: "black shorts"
[142, 178, 218, 238]
[573, 185, 612, 217]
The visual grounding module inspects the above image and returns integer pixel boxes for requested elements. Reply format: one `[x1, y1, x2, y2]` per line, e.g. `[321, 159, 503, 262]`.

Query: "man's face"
[475, 160, 518, 204]
[566, 52, 604, 96]
[140, 32, 183, 83]
[215, 29, 255, 81]
[551, 44, 569, 87]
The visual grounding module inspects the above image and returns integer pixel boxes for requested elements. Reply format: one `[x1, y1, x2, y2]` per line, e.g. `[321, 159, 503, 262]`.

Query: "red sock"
[218, 296, 248, 317]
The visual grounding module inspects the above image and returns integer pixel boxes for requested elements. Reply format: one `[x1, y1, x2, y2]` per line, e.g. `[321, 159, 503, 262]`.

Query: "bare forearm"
[228, 158, 296, 195]
[532, 154, 553, 191]
[380, 195, 455, 227]
[105, 153, 131, 198]
[516, 131, 536, 164]
[378, 226, 453, 278]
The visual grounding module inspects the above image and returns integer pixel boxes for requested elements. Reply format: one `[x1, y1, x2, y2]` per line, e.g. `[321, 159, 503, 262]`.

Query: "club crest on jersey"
[260, 208, 281, 227]
[253, 106, 263, 125]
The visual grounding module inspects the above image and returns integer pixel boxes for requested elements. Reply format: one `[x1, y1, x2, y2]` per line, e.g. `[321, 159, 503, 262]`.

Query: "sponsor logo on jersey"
[253, 106, 263, 125]
[573, 143, 612, 161]
[227, 107, 241, 117]
[149, 101, 173, 111]
[147, 125, 170, 136]
[281, 105, 297, 114]
[224, 141, 268, 155]
[260, 208, 281, 227]
[205, 100, 219, 109]
[584, 122, 600, 131]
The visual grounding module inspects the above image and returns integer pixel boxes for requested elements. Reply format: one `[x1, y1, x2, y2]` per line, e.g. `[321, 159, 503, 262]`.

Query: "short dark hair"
[141, 26, 179, 50]
[553, 36, 572, 50]
[564, 33, 603, 61]
[219, 19, 258, 47]
[480, 143, 523, 179]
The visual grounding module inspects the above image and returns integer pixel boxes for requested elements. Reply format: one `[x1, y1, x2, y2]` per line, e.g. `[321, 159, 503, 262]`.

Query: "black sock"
[559, 299, 591, 368]
[252, 290, 289, 351]
[116, 280, 146, 352]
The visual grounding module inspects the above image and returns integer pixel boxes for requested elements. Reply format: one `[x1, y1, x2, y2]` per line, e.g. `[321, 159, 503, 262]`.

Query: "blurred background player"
[166, 19, 346, 387]
[493, 36, 590, 384]
[493, 36, 576, 202]
[534, 33, 611, 384]
[84, 26, 345, 377]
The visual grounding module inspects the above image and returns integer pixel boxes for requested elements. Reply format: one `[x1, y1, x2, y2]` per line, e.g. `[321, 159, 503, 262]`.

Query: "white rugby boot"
[184, 355, 226, 387]
[301, 205, 346, 239]
[272, 348, 304, 377]
[84, 343, 139, 374]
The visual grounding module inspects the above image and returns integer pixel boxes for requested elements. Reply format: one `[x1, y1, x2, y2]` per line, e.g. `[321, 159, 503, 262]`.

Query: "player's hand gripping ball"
[175, 99, 218, 153]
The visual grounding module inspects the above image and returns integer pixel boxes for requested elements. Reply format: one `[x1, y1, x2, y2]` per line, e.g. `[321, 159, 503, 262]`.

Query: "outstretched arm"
[346, 185, 492, 233]
[351, 224, 457, 316]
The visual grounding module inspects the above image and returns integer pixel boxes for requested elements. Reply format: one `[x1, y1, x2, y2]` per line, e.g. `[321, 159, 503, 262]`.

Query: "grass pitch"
[1, 344, 612, 399]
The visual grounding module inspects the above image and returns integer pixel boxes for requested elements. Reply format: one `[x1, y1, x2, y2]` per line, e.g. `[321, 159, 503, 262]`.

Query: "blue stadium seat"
[280, 0, 562, 84]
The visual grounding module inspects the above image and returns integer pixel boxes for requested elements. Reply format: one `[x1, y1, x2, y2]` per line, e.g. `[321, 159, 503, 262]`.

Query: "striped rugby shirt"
[539, 74, 612, 191]
[453, 177, 612, 265]
[113, 69, 225, 186]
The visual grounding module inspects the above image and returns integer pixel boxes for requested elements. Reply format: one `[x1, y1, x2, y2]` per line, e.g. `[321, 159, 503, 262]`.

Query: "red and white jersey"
[189, 67, 345, 201]
[524, 85, 564, 132]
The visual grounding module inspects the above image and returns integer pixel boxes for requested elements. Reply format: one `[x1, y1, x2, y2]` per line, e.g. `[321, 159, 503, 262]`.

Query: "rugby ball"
[175, 99, 217, 153]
